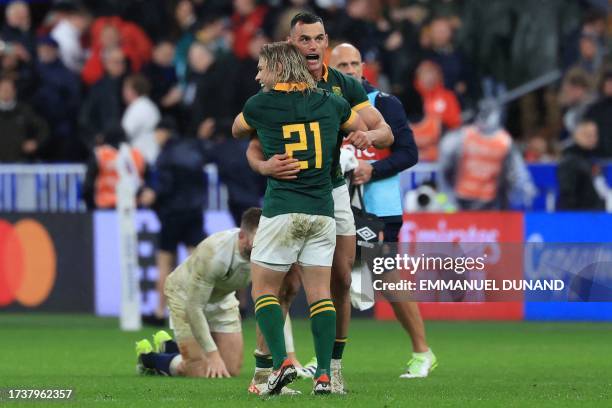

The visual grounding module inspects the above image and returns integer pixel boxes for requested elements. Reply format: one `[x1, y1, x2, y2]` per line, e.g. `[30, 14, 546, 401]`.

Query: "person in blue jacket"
[330, 43, 437, 379]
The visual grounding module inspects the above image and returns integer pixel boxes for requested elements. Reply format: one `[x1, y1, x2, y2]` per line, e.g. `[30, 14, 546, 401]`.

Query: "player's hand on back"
[345, 130, 372, 151]
[261, 153, 301, 180]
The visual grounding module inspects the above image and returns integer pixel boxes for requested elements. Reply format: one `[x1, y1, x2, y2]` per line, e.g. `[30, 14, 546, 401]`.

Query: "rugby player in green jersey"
[246, 12, 394, 394]
[232, 41, 368, 395]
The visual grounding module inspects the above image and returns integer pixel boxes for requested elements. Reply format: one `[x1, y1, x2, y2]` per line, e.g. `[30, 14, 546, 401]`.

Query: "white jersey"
[167, 228, 250, 305]
[165, 228, 250, 351]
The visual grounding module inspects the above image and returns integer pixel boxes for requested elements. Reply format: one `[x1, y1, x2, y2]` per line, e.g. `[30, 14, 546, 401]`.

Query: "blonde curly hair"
[259, 41, 316, 90]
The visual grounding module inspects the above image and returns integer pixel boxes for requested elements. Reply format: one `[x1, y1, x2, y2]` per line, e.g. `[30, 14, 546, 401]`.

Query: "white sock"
[283, 314, 295, 353]
[169, 355, 183, 376]
[413, 348, 432, 357]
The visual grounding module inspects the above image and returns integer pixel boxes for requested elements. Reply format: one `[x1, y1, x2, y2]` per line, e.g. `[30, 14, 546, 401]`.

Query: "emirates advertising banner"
[370, 212, 612, 321]
[373, 212, 525, 320]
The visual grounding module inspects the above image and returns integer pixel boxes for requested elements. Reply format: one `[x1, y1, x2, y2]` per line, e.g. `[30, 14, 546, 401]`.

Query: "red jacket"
[415, 63, 462, 130]
[231, 5, 268, 59]
[82, 17, 152, 85]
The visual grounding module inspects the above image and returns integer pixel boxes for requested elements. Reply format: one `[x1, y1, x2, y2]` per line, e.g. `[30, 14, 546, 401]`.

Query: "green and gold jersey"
[316, 65, 370, 187]
[240, 82, 357, 218]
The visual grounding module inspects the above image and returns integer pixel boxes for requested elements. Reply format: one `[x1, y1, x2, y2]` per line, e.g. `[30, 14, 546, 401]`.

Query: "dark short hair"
[583, 9, 606, 25]
[155, 116, 178, 132]
[290, 12, 324, 30]
[240, 207, 262, 232]
[103, 125, 127, 147]
[563, 67, 592, 90]
[576, 118, 597, 130]
[124, 74, 150, 96]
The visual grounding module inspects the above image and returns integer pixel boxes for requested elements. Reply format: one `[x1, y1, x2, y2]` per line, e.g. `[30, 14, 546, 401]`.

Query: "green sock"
[332, 337, 347, 360]
[254, 351, 273, 369]
[309, 299, 336, 378]
[254, 295, 286, 369]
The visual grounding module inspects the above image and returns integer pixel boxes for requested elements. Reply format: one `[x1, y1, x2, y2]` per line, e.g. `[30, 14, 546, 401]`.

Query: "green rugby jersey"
[240, 82, 357, 218]
[317, 65, 370, 188]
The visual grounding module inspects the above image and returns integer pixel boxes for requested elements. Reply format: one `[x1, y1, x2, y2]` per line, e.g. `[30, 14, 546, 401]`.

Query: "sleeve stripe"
[352, 101, 371, 112]
[341, 110, 358, 130]
[238, 113, 253, 130]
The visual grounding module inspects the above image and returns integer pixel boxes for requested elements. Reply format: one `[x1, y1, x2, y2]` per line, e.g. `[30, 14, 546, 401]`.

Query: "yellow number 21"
[282, 122, 322, 169]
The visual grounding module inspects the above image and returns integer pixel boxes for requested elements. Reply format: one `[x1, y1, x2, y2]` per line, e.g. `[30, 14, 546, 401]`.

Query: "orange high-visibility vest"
[94, 145, 145, 208]
[455, 126, 511, 202]
[411, 115, 442, 161]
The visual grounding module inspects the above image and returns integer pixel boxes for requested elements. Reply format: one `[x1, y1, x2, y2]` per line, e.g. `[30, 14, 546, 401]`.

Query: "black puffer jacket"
[0, 102, 49, 162]
[557, 144, 605, 210]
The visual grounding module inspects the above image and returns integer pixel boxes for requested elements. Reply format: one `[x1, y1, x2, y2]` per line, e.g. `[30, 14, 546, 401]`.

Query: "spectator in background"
[558, 67, 596, 142]
[122, 74, 161, 165]
[524, 131, 556, 163]
[380, 1, 424, 120]
[421, 17, 469, 104]
[415, 59, 461, 130]
[82, 16, 152, 86]
[142, 40, 182, 118]
[563, 9, 608, 71]
[231, 0, 268, 60]
[183, 42, 228, 138]
[0, 38, 35, 100]
[1, 1, 36, 62]
[50, 3, 90, 74]
[79, 47, 127, 148]
[264, 0, 312, 41]
[411, 59, 461, 161]
[230, 30, 267, 116]
[584, 70, 612, 158]
[0, 76, 48, 162]
[139, 118, 208, 326]
[572, 32, 605, 75]
[0, 1, 36, 100]
[332, 0, 387, 59]
[32, 36, 83, 162]
[557, 120, 606, 210]
[194, 13, 232, 55]
[173, 0, 198, 84]
[82, 126, 146, 210]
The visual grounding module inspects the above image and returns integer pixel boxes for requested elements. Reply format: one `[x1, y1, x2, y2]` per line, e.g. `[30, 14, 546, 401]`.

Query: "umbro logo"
[357, 227, 376, 241]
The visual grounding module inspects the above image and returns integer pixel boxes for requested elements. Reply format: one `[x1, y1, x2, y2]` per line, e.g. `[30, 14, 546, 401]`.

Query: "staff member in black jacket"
[139, 117, 207, 325]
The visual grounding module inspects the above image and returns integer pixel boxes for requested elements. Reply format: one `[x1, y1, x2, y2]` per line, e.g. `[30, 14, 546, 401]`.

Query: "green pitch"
[1, 314, 611, 407]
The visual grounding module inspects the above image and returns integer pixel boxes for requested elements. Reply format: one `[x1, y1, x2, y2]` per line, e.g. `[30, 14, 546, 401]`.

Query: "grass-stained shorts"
[251, 213, 336, 272]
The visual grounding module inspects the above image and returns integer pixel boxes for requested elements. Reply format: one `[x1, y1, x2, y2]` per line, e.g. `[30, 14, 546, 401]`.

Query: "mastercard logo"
[0, 219, 56, 307]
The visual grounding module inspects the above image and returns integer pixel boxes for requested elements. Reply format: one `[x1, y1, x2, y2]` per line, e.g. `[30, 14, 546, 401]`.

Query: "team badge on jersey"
[332, 86, 343, 96]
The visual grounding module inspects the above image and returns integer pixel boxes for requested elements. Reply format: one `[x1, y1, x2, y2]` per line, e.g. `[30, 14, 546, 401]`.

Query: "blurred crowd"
[0, 0, 610, 209]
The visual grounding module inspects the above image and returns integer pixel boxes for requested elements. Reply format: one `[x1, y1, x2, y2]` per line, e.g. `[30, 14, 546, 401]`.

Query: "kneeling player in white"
[135, 208, 261, 378]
